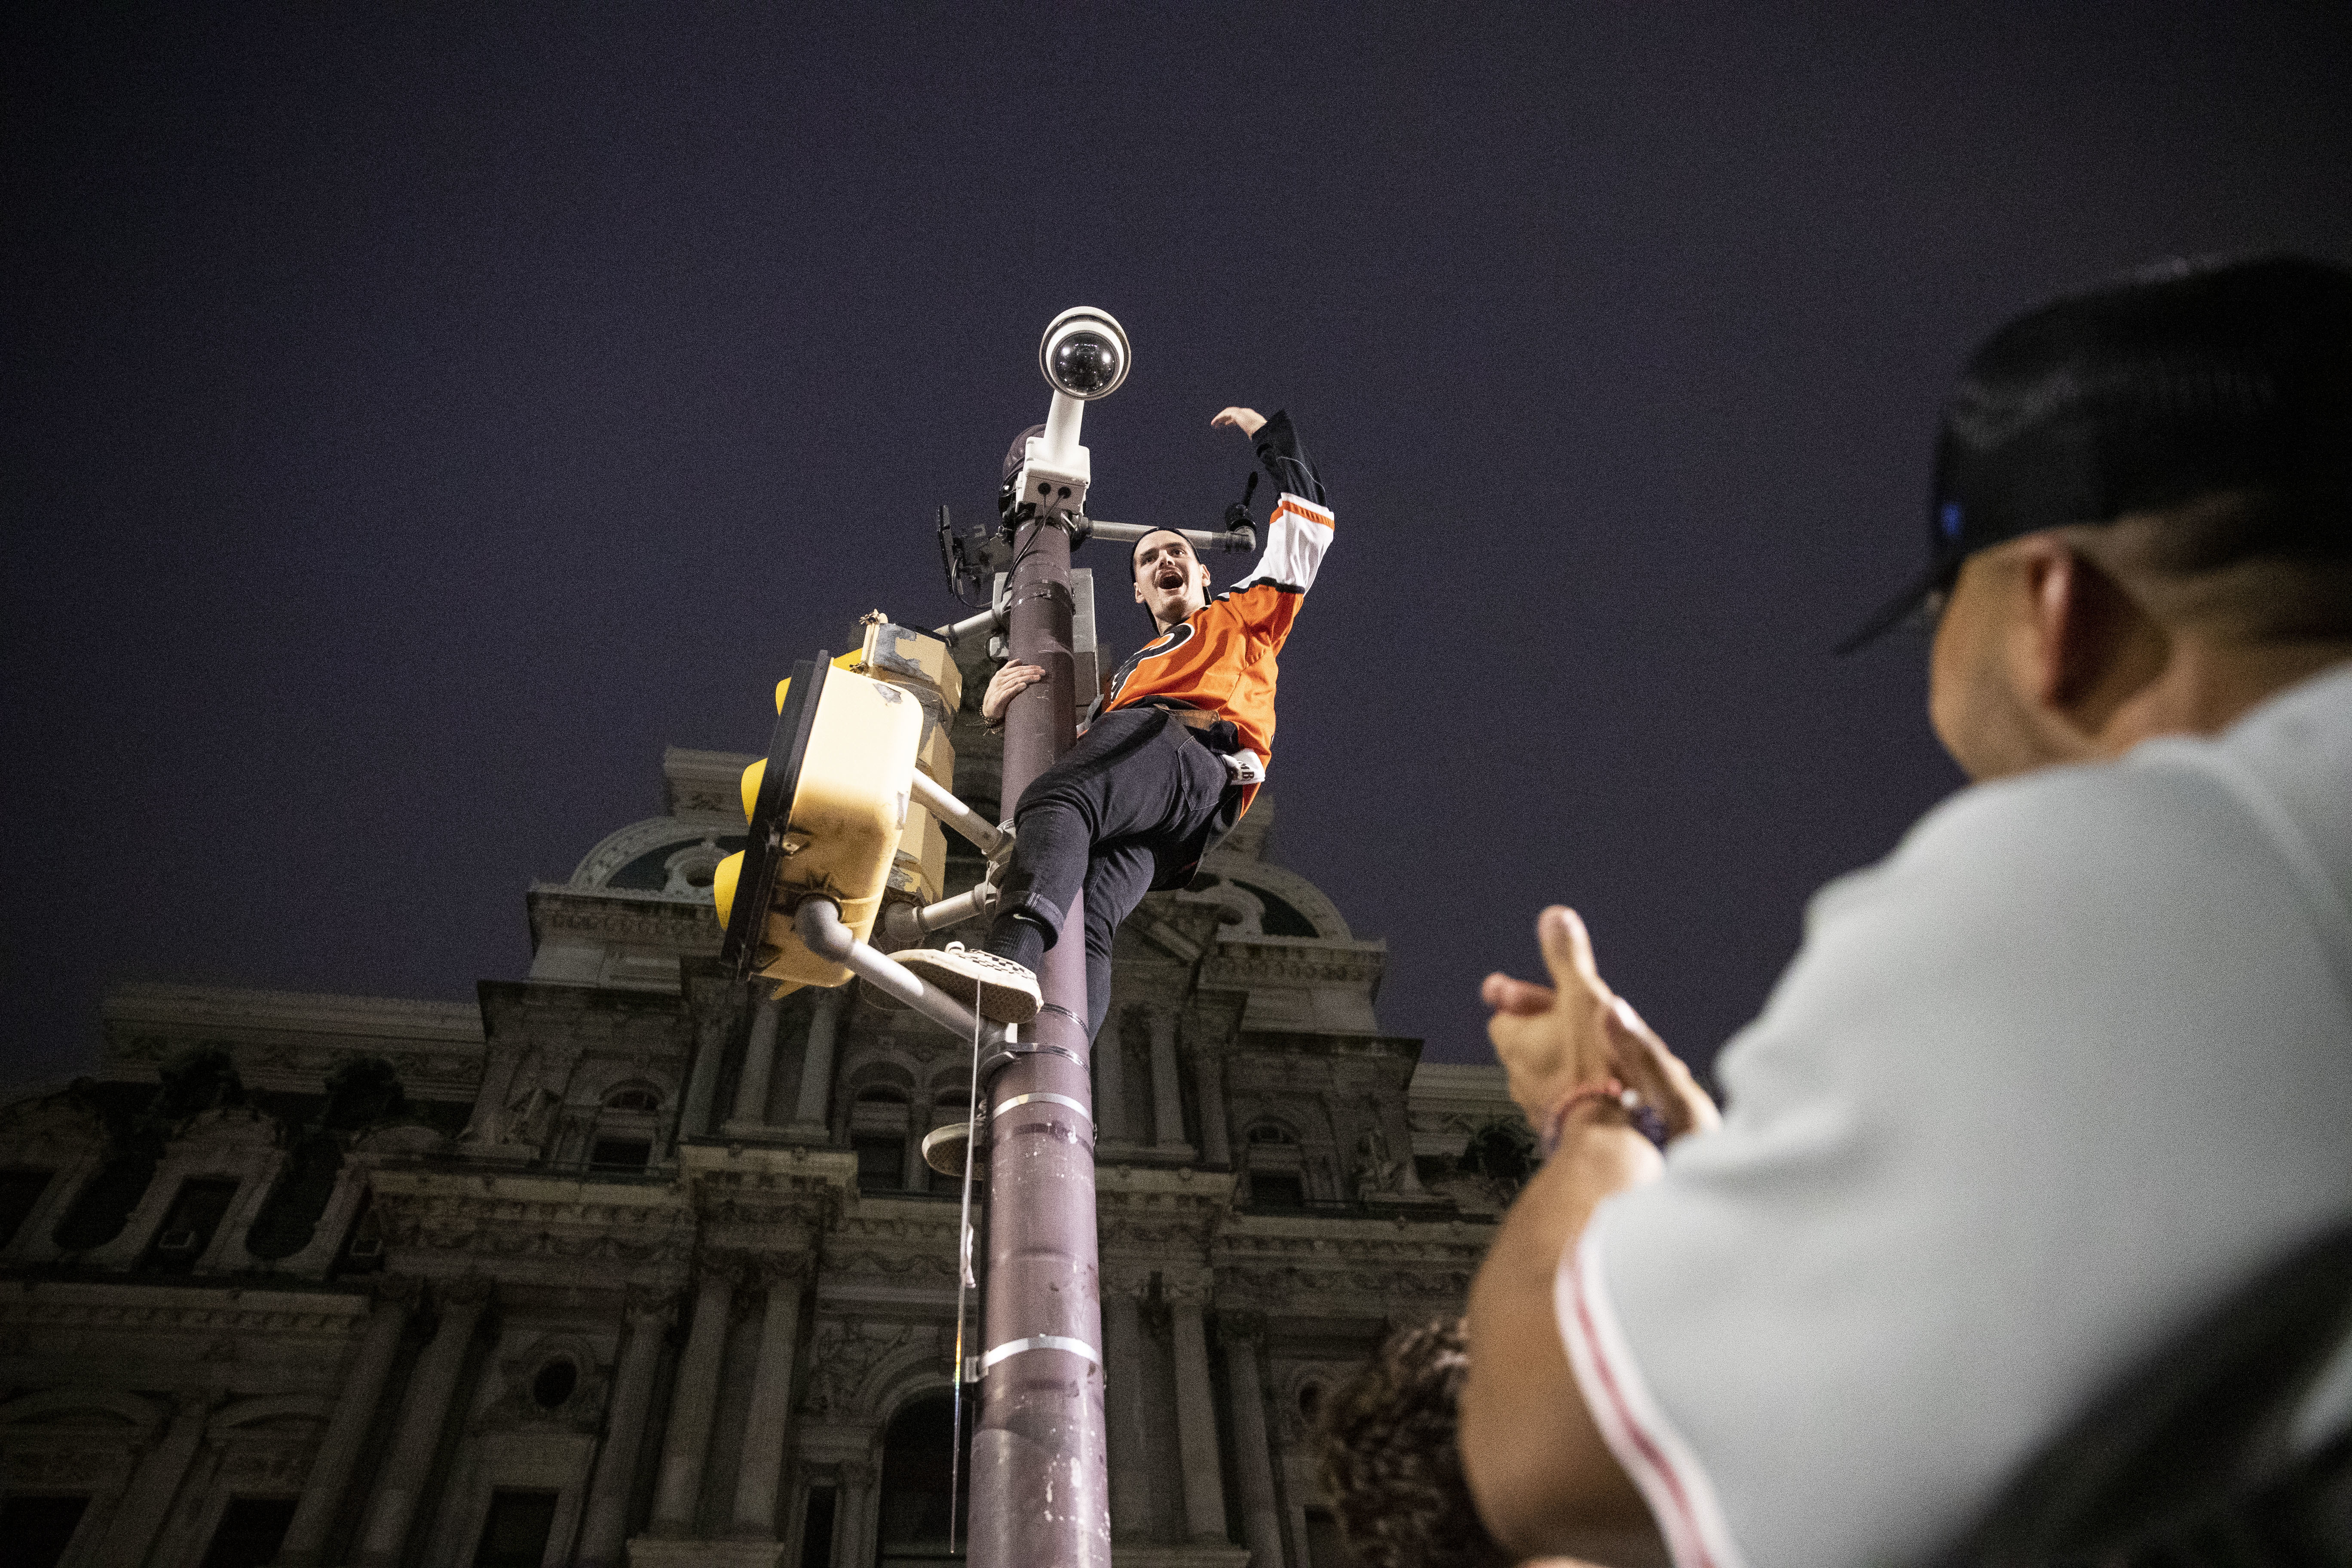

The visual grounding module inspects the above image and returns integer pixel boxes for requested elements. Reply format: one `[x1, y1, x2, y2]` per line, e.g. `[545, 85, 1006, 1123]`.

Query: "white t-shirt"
[1560, 663, 2352, 1568]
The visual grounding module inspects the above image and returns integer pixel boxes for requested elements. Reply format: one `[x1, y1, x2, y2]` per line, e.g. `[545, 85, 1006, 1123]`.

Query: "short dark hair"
[1130, 527, 1194, 581]
[1315, 1317, 1511, 1568]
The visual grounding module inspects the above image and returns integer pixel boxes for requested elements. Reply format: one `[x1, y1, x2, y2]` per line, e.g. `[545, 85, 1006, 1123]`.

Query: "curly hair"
[1315, 1317, 1512, 1568]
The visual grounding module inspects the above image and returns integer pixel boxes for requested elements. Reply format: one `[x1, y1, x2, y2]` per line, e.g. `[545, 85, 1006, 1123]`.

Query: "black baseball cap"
[1838, 254, 2352, 653]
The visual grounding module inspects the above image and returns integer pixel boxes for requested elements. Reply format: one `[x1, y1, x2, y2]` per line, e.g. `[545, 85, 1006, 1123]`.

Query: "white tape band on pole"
[982, 1335, 1102, 1371]
[992, 1091, 1094, 1130]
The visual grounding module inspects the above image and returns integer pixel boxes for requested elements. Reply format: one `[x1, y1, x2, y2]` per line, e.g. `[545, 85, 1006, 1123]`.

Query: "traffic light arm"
[908, 770, 1004, 858]
[795, 897, 1009, 1048]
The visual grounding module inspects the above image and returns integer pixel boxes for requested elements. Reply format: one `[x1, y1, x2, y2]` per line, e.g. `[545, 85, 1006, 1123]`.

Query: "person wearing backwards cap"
[1440, 254, 2352, 1568]
[894, 405, 1333, 1040]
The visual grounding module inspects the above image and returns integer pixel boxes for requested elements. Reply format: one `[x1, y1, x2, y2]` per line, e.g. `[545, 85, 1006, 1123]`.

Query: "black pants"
[983, 707, 1234, 1041]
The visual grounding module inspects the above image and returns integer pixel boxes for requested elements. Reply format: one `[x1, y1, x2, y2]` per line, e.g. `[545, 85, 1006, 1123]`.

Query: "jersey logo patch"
[1105, 622, 1194, 707]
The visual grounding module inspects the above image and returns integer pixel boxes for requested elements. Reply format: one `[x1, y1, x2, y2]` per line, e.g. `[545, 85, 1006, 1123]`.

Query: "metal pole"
[967, 513, 1112, 1568]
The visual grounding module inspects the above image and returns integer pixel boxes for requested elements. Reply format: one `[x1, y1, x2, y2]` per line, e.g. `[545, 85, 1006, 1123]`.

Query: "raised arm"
[1462, 907, 1712, 1559]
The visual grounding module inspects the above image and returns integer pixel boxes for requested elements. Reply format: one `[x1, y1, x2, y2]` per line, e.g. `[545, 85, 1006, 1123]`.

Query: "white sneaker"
[890, 942, 1041, 1024]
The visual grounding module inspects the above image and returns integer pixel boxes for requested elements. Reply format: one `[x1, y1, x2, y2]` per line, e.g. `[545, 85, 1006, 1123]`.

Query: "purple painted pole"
[967, 513, 1112, 1568]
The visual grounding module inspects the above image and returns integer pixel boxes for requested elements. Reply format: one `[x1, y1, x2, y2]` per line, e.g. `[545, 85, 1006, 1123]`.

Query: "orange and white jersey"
[1096, 492, 1335, 761]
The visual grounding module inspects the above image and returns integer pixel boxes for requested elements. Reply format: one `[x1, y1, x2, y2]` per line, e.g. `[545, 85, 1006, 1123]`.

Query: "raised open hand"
[1482, 906, 1719, 1142]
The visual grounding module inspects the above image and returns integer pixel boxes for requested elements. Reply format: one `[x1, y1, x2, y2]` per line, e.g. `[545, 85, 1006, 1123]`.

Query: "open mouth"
[1155, 567, 1185, 591]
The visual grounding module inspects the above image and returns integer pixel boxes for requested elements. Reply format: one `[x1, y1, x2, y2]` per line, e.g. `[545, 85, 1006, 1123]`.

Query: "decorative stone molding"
[661, 746, 762, 820]
[98, 984, 484, 1097]
[624, 1539, 784, 1568]
[478, 1331, 610, 1432]
[622, 1283, 681, 1325]
[741, 1250, 814, 1292]
[435, 1272, 496, 1311]
[371, 1169, 697, 1272]
[0, 1280, 371, 1346]
[798, 1317, 949, 1420]
[372, 1273, 428, 1311]
[526, 884, 723, 949]
[1214, 1310, 1266, 1347]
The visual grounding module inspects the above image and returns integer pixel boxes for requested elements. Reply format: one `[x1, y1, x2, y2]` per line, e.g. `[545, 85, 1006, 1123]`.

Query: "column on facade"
[1219, 1315, 1289, 1568]
[833, 1459, 879, 1568]
[647, 1261, 737, 1535]
[95, 1395, 208, 1568]
[1189, 1042, 1232, 1169]
[1286, 1500, 1315, 1568]
[275, 1276, 424, 1566]
[1168, 1298, 1230, 1543]
[82, 1161, 192, 1270]
[681, 1015, 730, 1139]
[574, 1286, 678, 1568]
[724, 996, 785, 1133]
[459, 1047, 527, 1144]
[788, 988, 845, 1137]
[729, 1257, 808, 1538]
[349, 1277, 490, 1568]
[199, 1150, 285, 1272]
[1148, 1010, 1187, 1149]
[901, 1096, 934, 1191]
[2, 1149, 103, 1264]
[1099, 1285, 1150, 1537]
[1093, 1023, 1132, 1145]
[275, 1161, 375, 1276]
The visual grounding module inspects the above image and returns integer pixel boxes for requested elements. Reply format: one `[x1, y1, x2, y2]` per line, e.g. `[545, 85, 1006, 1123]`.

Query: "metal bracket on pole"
[975, 1014, 1088, 1090]
[934, 603, 1005, 648]
[794, 899, 1008, 1049]
[876, 879, 1000, 951]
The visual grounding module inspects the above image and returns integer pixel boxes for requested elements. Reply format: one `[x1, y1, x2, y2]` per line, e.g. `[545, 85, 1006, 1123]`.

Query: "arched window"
[851, 1088, 911, 1193]
[876, 1391, 973, 1559]
[591, 1083, 664, 1171]
[1243, 1121, 1307, 1212]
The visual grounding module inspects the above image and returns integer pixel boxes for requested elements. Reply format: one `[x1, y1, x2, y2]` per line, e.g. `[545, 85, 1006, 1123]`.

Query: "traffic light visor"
[739, 758, 765, 822]
[711, 850, 745, 930]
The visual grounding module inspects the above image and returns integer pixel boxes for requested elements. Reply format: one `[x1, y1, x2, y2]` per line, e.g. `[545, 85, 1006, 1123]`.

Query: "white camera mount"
[1012, 307, 1129, 527]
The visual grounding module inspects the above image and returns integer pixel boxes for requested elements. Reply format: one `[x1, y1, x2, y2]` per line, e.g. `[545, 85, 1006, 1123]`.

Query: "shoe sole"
[893, 951, 1041, 1025]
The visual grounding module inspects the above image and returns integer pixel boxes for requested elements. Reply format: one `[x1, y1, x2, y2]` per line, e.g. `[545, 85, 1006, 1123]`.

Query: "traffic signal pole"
[967, 509, 1112, 1568]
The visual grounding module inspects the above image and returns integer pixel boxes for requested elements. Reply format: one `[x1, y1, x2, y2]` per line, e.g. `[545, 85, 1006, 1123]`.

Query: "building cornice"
[526, 883, 724, 953]
[98, 983, 486, 1094]
[102, 983, 483, 1044]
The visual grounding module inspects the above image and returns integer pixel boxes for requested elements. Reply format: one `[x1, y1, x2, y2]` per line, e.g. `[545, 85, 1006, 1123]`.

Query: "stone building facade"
[0, 695, 1531, 1568]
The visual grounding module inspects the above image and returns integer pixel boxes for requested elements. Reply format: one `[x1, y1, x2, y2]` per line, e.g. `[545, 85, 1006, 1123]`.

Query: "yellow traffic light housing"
[714, 653, 925, 995]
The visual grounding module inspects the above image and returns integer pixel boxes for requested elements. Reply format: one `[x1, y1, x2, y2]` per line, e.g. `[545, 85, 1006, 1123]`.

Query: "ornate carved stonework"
[0, 728, 1524, 1565]
[798, 1317, 950, 1420]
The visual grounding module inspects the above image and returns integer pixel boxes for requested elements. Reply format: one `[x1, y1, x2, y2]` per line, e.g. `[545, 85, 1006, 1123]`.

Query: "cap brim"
[1832, 558, 1954, 656]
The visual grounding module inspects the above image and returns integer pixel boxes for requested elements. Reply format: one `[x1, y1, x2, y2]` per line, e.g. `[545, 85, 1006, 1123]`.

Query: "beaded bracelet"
[1538, 1078, 1641, 1160]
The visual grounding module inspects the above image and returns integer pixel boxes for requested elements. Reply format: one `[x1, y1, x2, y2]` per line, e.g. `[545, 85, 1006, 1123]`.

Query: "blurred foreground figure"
[1319, 1319, 1513, 1568]
[1319, 1318, 1668, 1568]
[1463, 256, 2352, 1567]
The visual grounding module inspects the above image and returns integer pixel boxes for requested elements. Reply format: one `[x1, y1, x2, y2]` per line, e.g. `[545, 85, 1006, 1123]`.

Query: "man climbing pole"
[894, 404, 1334, 1034]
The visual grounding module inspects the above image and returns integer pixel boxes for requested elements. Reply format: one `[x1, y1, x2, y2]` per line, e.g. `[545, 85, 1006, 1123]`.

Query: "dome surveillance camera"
[1039, 307, 1130, 400]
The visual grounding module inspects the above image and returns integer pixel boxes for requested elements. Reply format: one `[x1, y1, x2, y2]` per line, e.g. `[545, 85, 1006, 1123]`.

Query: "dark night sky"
[6, 4, 2349, 1093]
